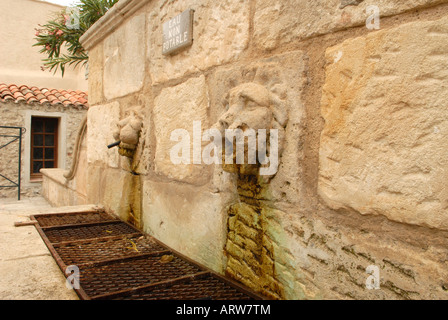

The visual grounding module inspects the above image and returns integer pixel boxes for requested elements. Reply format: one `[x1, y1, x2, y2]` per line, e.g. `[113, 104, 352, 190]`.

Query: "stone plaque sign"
[162, 9, 194, 55]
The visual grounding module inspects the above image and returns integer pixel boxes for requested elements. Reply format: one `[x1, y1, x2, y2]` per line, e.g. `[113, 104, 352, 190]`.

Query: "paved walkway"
[0, 197, 97, 300]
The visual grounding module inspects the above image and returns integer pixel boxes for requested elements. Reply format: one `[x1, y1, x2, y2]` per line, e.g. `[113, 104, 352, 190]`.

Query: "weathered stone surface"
[41, 169, 88, 207]
[101, 168, 134, 219]
[254, 0, 448, 50]
[208, 51, 307, 203]
[87, 102, 120, 168]
[87, 45, 104, 106]
[147, 0, 250, 84]
[130, 108, 153, 175]
[319, 15, 448, 230]
[103, 14, 145, 99]
[272, 210, 448, 299]
[225, 203, 302, 299]
[141, 179, 235, 272]
[153, 75, 210, 184]
[83, 165, 135, 219]
[74, 135, 88, 197]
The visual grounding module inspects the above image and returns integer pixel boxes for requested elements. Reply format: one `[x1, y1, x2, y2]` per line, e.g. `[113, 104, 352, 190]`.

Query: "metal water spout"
[107, 141, 121, 149]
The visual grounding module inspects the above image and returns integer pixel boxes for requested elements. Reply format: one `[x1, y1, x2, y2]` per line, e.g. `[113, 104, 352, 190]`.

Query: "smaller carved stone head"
[112, 106, 143, 158]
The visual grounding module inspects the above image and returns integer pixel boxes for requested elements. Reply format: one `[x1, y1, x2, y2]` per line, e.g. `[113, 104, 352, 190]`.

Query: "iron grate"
[54, 235, 167, 266]
[80, 255, 202, 298]
[112, 275, 256, 300]
[43, 221, 139, 243]
[34, 211, 116, 227]
[30, 210, 266, 300]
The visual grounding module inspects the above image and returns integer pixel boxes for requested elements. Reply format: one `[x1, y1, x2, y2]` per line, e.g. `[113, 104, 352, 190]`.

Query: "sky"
[41, 0, 81, 7]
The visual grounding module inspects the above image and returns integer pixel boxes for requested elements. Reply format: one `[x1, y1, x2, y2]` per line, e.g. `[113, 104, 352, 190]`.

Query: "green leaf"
[33, 0, 119, 77]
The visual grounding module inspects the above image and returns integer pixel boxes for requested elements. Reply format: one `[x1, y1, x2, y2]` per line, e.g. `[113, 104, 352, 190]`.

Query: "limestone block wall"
[78, 0, 448, 299]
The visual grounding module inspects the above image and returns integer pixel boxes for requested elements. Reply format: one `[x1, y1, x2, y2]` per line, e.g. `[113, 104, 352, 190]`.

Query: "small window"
[30, 117, 58, 180]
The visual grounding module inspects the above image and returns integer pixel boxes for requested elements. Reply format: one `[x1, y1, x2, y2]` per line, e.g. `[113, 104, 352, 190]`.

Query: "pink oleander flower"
[56, 29, 64, 37]
[45, 44, 51, 51]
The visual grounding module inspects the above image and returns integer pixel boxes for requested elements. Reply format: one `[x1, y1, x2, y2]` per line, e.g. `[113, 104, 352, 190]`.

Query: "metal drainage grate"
[34, 211, 116, 227]
[30, 211, 265, 300]
[53, 236, 167, 266]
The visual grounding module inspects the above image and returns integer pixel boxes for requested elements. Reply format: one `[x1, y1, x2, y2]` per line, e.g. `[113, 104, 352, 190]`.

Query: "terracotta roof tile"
[1, 92, 12, 99]
[35, 93, 46, 100]
[13, 91, 23, 99]
[0, 83, 88, 108]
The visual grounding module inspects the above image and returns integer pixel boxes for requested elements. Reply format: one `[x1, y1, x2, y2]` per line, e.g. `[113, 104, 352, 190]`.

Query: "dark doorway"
[30, 117, 58, 181]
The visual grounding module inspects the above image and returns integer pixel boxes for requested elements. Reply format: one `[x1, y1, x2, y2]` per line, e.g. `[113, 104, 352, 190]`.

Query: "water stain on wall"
[224, 174, 285, 299]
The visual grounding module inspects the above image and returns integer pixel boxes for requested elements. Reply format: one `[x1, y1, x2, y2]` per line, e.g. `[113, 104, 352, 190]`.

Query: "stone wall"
[0, 100, 87, 198]
[73, 0, 448, 299]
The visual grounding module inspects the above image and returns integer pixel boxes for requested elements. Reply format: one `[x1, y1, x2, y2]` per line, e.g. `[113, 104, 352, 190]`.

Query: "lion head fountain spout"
[215, 83, 289, 299]
[212, 82, 287, 181]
